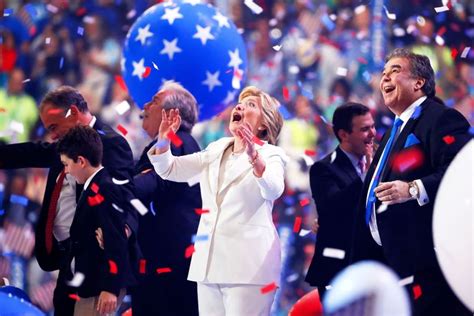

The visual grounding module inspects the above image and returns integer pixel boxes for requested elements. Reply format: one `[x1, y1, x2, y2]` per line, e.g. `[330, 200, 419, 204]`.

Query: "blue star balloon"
[122, 0, 248, 121]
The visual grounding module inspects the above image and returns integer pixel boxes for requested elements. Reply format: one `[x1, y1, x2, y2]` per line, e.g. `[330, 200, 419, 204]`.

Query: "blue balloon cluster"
[122, 0, 248, 121]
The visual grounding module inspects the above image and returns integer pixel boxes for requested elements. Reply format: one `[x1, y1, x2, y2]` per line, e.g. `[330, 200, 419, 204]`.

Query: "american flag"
[1, 221, 35, 258]
[30, 280, 55, 312]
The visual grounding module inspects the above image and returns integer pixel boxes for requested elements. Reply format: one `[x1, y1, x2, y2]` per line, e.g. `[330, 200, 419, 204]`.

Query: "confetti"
[3, 8, 13, 16]
[156, 267, 172, 274]
[336, 67, 348, 76]
[65, 109, 71, 118]
[244, 0, 263, 15]
[195, 208, 209, 215]
[354, 5, 367, 15]
[139, 259, 146, 274]
[10, 194, 28, 206]
[111, 203, 124, 213]
[152, 62, 159, 70]
[9, 121, 24, 134]
[130, 199, 148, 216]
[330, 151, 337, 163]
[115, 75, 128, 92]
[83, 15, 95, 24]
[149, 201, 156, 216]
[87, 194, 104, 206]
[59, 57, 64, 69]
[192, 234, 209, 243]
[399, 275, 414, 286]
[47, 108, 63, 116]
[442, 135, 455, 145]
[45, 37, 51, 45]
[67, 272, 85, 287]
[391, 147, 424, 173]
[77, 27, 84, 36]
[185, 244, 195, 258]
[299, 198, 310, 207]
[293, 216, 302, 233]
[322, 247, 345, 259]
[167, 130, 183, 147]
[383, 6, 396, 20]
[114, 100, 131, 115]
[126, 9, 137, 19]
[76, 7, 87, 16]
[90, 183, 99, 194]
[117, 124, 128, 136]
[252, 136, 264, 146]
[434, 6, 449, 13]
[143, 66, 151, 78]
[304, 149, 316, 156]
[377, 203, 388, 214]
[68, 294, 80, 301]
[413, 284, 422, 300]
[299, 229, 311, 237]
[282, 86, 289, 101]
[108, 260, 118, 274]
[46, 4, 58, 13]
[112, 178, 130, 185]
[272, 45, 282, 51]
[260, 282, 277, 294]
[461, 47, 471, 58]
[435, 35, 445, 46]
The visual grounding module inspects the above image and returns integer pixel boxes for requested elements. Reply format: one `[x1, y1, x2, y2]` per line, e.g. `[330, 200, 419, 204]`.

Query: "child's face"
[60, 154, 88, 184]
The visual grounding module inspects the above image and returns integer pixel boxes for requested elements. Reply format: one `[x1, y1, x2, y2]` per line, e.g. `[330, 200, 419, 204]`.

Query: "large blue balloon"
[0, 290, 45, 315]
[122, 0, 247, 121]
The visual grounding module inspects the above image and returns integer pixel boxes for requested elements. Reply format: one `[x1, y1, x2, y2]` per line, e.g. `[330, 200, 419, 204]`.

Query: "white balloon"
[324, 260, 411, 316]
[433, 139, 473, 312]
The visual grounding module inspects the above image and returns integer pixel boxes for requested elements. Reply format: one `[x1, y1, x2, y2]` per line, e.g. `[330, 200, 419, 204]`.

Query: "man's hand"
[97, 291, 117, 315]
[95, 228, 104, 250]
[311, 218, 319, 234]
[374, 181, 412, 205]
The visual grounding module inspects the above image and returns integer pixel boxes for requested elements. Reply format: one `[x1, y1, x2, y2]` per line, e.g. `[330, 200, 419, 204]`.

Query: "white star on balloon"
[132, 58, 147, 81]
[135, 24, 153, 45]
[160, 38, 182, 60]
[228, 49, 243, 69]
[213, 11, 230, 28]
[202, 71, 222, 91]
[161, 7, 183, 25]
[120, 57, 126, 72]
[183, 0, 201, 5]
[193, 25, 215, 45]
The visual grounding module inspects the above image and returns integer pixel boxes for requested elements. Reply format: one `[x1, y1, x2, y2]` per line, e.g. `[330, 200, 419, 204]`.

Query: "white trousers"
[197, 283, 275, 316]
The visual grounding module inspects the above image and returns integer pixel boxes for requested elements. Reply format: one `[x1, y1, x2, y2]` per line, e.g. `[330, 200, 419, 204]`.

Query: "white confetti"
[130, 198, 148, 216]
[244, 0, 263, 15]
[336, 67, 348, 76]
[126, 9, 136, 19]
[65, 109, 71, 118]
[112, 177, 130, 185]
[322, 247, 345, 260]
[46, 4, 58, 13]
[461, 47, 471, 58]
[299, 229, 311, 237]
[22, 78, 31, 84]
[354, 5, 367, 15]
[435, 35, 445, 46]
[152, 62, 159, 70]
[383, 6, 396, 20]
[114, 100, 131, 116]
[9, 121, 24, 134]
[67, 272, 85, 287]
[83, 15, 95, 24]
[330, 151, 337, 164]
[286, 273, 299, 282]
[434, 6, 449, 13]
[272, 45, 282, 51]
[112, 203, 124, 213]
[399, 275, 414, 286]
[377, 203, 389, 214]
[45, 37, 51, 45]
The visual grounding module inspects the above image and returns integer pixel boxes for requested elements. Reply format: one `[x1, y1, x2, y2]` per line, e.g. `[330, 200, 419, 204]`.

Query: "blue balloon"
[122, 0, 248, 121]
[0, 291, 45, 315]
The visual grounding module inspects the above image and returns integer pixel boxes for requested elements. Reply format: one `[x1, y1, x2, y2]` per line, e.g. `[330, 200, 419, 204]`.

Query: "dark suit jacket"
[305, 147, 363, 287]
[0, 119, 135, 271]
[69, 168, 136, 298]
[133, 130, 201, 276]
[352, 98, 471, 311]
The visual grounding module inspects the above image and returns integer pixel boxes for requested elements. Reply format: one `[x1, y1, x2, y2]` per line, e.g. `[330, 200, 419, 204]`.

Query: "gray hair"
[385, 48, 436, 98]
[158, 81, 199, 132]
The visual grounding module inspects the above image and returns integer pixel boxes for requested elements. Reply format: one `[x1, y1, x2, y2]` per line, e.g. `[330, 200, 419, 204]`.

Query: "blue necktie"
[365, 118, 403, 225]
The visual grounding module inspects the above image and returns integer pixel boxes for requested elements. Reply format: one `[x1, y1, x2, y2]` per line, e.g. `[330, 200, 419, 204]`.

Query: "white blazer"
[148, 137, 288, 285]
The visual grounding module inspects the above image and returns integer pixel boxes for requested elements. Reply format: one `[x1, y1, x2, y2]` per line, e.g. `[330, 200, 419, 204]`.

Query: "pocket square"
[404, 133, 420, 148]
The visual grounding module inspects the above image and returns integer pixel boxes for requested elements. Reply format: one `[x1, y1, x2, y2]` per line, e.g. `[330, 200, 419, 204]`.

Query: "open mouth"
[232, 112, 242, 122]
[383, 86, 395, 94]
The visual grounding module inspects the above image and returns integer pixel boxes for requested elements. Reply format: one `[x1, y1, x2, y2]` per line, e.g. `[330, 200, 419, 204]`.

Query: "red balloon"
[289, 289, 323, 316]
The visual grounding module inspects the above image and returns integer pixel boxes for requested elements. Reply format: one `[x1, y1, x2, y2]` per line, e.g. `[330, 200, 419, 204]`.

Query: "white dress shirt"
[368, 96, 429, 245]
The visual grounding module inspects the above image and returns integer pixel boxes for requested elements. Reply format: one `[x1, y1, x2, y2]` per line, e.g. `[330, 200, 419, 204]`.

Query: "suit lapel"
[218, 151, 252, 195]
[335, 147, 360, 184]
[207, 138, 234, 196]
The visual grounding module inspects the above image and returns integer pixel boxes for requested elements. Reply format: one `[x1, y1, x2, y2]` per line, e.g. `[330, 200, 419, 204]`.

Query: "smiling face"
[342, 112, 376, 158]
[380, 57, 426, 115]
[229, 95, 263, 136]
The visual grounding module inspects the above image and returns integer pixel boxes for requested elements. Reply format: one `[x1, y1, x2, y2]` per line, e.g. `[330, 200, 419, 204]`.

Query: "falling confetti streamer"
[117, 124, 128, 136]
[260, 282, 277, 294]
[293, 216, 302, 233]
[156, 267, 172, 274]
[167, 130, 183, 147]
[130, 198, 148, 215]
[185, 245, 195, 258]
[67, 272, 85, 288]
[139, 259, 146, 274]
[108, 260, 118, 274]
[114, 100, 131, 115]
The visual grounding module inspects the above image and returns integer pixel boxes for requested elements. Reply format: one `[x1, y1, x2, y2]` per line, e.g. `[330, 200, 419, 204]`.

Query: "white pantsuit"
[148, 137, 287, 314]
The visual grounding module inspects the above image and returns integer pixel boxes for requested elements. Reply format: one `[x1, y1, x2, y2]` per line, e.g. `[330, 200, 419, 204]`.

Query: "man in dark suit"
[0, 86, 135, 315]
[352, 48, 471, 315]
[305, 102, 376, 300]
[131, 81, 201, 316]
[57, 125, 136, 315]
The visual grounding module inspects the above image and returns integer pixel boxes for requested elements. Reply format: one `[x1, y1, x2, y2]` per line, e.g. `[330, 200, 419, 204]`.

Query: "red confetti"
[143, 66, 151, 78]
[391, 147, 424, 173]
[185, 244, 195, 258]
[282, 86, 290, 101]
[304, 149, 316, 156]
[68, 294, 80, 301]
[252, 136, 264, 146]
[356, 57, 368, 64]
[87, 193, 104, 206]
[115, 75, 128, 92]
[108, 260, 118, 274]
[90, 182, 99, 194]
[76, 7, 87, 16]
[117, 124, 128, 136]
[437, 26, 447, 37]
[195, 208, 210, 215]
[260, 282, 277, 294]
[413, 284, 422, 300]
[29, 26, 36, 36]
[167, 130, 183, 147]
[233, 68, 243, 80]
[139, 259, 146, 274]
[451, 48, 458, 59]
[299, 198, 310, 207]
[47, 108, 64, 116]
[442, 135, 455, 145]
[293, 216, 302, 233]
[156, 267, 172, 274]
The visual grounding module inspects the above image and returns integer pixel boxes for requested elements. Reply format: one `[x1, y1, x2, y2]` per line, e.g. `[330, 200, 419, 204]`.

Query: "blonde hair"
[238, 86, 283, 145]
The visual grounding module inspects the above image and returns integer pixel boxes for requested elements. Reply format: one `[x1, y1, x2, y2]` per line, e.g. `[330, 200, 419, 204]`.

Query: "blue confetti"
[149, 201, 156, 216]
[59, 57, 64, 69]
[192, 234, 209, 243]
[10, 194, 28, 206]
[77, 26, 84, 36]
[97, 129, 106, 135]
[321, 14, 335, 32]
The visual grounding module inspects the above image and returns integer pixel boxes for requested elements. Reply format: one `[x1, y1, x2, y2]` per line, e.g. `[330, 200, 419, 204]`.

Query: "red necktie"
[45, 170, 66, 254]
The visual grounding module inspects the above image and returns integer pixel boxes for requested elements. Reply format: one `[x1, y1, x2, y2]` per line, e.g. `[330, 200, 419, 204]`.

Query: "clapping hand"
[154, 109, 181, 154]
[236, 122, 257, 160]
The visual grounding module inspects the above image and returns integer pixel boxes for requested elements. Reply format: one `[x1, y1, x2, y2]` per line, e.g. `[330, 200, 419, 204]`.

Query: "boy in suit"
[57, 125, 136, 315]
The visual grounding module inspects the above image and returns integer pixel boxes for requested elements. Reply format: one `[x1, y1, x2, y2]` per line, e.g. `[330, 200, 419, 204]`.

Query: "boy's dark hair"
[57, 126, 103, 167]
[332, 102, 370, 142]
[40, 86, 89, 113]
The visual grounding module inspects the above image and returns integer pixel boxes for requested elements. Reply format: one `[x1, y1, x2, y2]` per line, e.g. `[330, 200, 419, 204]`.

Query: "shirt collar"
[83, 166, 104, 191]
[340, 147, 365, 170]
[397, 96, 426, 123]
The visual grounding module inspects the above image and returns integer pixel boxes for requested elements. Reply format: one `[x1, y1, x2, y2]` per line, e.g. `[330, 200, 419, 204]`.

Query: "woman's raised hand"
[238, 122, 257, 159]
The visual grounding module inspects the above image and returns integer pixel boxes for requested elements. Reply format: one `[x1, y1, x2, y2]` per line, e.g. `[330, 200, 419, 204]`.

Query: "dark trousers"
[53, 274, 75, 316]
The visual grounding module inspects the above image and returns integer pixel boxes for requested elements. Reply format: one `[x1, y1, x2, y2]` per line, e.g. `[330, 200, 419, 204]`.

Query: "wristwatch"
[408, 181, 419, 199]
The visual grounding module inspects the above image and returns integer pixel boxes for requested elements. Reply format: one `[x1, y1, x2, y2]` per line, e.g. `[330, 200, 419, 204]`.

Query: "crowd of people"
[0, 0, 472, 315]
